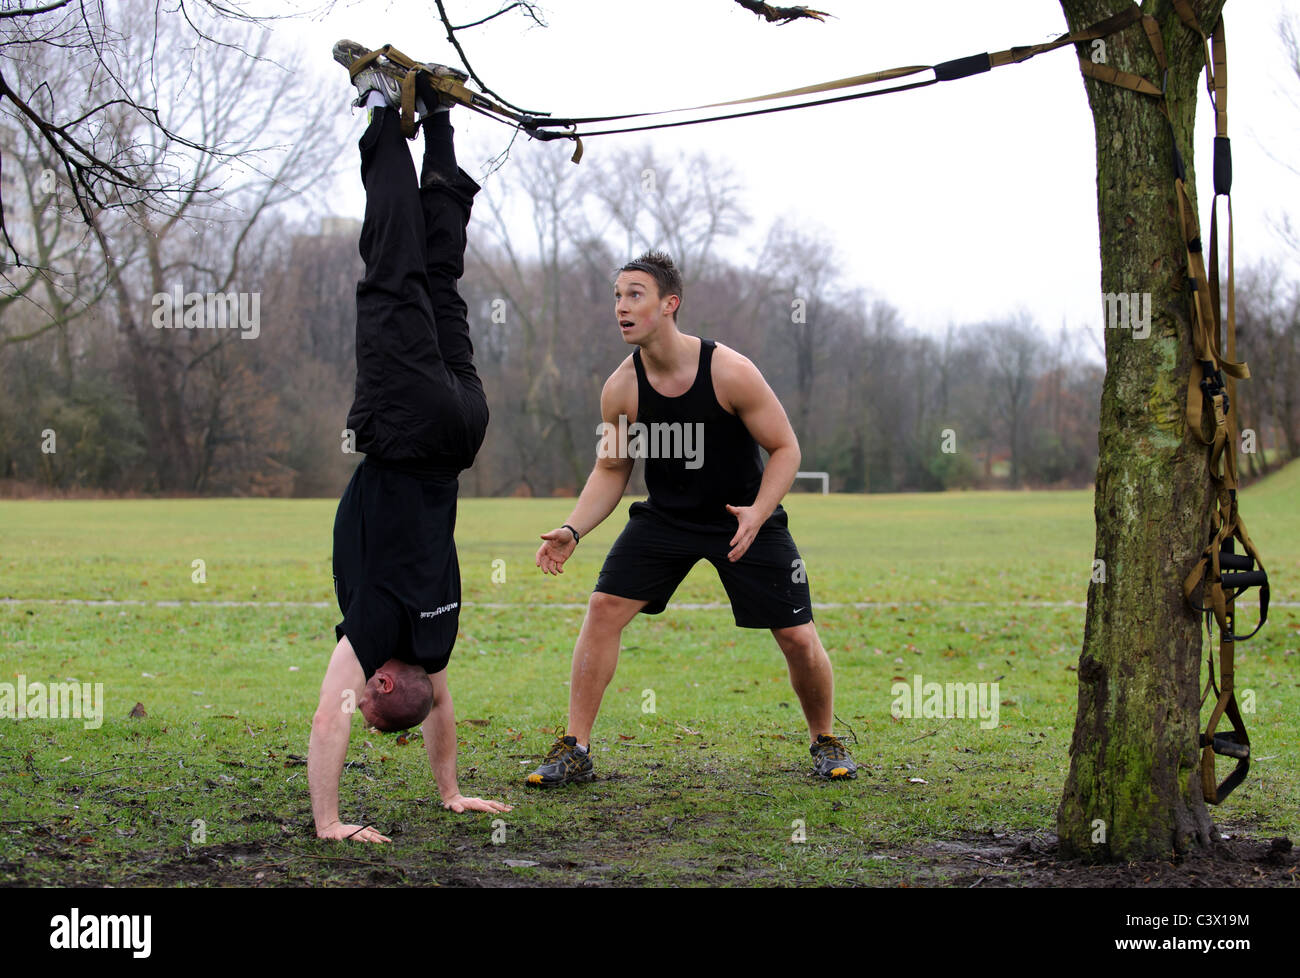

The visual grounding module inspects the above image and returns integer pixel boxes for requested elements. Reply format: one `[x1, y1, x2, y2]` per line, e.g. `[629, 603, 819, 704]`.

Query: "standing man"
[309, 41, 509, 843]
[527, 251, 857, 786]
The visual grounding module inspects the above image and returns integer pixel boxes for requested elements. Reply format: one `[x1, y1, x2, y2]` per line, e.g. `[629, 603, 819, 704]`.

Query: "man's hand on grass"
[316, 821, 392, 844]
[442, 794, 513, 814]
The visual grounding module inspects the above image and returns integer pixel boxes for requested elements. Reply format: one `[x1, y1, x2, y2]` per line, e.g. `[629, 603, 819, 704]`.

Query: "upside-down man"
[309, 42, 509, 843]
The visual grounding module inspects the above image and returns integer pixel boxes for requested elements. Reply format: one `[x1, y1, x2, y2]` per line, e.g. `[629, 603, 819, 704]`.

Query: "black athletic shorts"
[332, 456, 461, 680]
[594, 501, 814, 629]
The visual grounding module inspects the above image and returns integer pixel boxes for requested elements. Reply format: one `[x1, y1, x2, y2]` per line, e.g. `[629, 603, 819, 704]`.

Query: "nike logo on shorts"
[793, 607, 805, 614]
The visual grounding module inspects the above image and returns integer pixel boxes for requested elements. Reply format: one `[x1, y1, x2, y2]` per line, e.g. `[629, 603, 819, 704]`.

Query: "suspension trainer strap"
[1079, 7, 1268, 804]
[380, 4, 1154, 163]
[349, 44, 545, 139]
[510, 4, 1152, 160]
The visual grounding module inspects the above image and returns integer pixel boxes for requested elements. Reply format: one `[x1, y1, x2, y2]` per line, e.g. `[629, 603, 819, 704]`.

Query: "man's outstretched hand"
[316, 821, 392, 844]
[536, 527, 577, 575]
[442, 794, 513, 814]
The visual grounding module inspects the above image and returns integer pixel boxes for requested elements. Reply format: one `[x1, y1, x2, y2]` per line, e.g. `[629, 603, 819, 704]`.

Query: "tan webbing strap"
[348, 44, 545, 139]
[1212, 19, 1228, 138]
[1076, 59, 1163, 97]
[559, 5, 1142, 123]
[1181, 13, 1263, 804]
[1066, 11, 1168, 108]
[1141, 14, 1167, 73]
[1170, 0, 1202, 32]
[989, 4, 1145, 67]
[523, 2, 1152, 160]
[346, 44, 423, 138]
[694, 64, 932, 109]
[1172, 0, 1228, 138]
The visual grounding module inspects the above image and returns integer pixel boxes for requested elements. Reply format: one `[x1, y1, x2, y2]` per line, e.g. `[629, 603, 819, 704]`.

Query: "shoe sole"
[816, 767, 857, 779]
[525, 771, 595, 788]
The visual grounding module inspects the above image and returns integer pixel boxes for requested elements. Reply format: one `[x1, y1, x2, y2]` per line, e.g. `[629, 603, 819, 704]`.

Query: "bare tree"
[981, 317, 1043, 488]
[754, 217, 839, 454]
[4, 0, 340, 490]
[0, 0, 273, 267]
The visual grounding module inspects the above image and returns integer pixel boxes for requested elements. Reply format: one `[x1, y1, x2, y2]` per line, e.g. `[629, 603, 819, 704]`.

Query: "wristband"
[562, 523, 580, 544]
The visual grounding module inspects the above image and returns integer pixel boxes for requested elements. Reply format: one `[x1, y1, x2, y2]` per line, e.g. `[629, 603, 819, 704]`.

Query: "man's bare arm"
[308, 638, 390, 842]
[713, 344, 802, 560]
[537, 362, 636, 574]
[422, 669, 512, 814]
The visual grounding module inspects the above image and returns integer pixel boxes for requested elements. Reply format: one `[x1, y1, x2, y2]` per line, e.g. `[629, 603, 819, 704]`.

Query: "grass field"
[1, 463, 1297, 887]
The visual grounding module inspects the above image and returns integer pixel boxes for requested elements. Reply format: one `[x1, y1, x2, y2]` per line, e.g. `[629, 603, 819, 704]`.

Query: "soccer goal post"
[794, 471, 829, 494]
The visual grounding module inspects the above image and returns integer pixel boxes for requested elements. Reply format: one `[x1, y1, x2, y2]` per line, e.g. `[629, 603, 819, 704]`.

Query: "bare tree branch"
[431, 0, 550, 117]
[452, 2, 544, 32]
[0, 0, 73, 20]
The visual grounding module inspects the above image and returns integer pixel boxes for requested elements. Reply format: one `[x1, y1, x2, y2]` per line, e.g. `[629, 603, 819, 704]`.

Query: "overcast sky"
[266, 0, 1300, 349]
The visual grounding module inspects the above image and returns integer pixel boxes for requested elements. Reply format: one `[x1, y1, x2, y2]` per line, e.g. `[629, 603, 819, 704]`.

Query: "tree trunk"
[1057, 0, 1226, 860]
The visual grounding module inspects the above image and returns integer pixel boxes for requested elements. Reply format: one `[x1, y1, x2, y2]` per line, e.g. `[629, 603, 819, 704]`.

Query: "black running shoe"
[525, 735, 594, 788]
[810, 734, 857, 779]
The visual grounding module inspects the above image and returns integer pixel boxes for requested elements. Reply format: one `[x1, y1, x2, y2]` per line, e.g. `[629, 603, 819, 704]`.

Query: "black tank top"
[632, 339, 764, 525]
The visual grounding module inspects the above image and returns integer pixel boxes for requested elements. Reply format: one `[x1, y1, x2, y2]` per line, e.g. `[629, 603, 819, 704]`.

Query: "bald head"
[359, 658, 434, 732]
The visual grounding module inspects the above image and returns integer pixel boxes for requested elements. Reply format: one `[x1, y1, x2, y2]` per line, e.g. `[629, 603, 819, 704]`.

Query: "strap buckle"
[1199, 362, 1229, 413]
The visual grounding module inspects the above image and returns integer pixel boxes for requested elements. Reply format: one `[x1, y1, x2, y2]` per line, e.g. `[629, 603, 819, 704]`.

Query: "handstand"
[308, 41, 508, 842]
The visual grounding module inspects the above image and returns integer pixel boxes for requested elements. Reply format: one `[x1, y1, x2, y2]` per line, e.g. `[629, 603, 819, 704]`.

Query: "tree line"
[2, 3, 1295, 498]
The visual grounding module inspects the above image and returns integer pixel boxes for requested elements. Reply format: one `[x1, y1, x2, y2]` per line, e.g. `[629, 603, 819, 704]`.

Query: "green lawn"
[1, 463, 1296, 886]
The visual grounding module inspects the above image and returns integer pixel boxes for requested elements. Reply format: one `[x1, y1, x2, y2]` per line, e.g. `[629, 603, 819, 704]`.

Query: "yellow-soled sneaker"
[525, 735, 595, 788]
[810, 734, 857, 779]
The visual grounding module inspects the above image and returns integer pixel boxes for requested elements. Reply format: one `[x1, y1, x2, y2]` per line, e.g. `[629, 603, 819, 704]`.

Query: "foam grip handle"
[1211, 733, 1249, 760]
[1221, 570, 1266, 589]
[933, 53, 992, 82]
[1214, 136, 1232, 195]
[1217, 552, 1254, 571]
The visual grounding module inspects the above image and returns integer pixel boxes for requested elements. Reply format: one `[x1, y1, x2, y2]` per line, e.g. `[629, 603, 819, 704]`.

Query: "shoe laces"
[543, 735, 575, 761]
[816, 735, 848, 760]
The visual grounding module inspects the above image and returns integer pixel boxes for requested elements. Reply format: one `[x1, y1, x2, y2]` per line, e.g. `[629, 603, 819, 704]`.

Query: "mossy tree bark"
[1056, 0, 1227, 860]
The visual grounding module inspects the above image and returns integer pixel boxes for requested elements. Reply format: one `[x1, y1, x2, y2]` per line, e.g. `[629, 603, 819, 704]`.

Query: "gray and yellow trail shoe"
[810, 734, 857, 779]
[525, 735, 595, 788]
